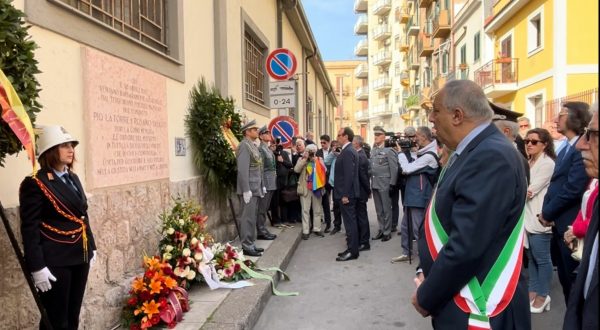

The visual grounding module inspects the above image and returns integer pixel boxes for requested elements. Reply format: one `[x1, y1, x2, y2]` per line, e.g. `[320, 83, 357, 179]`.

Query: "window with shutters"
[244, 31, 266, 105]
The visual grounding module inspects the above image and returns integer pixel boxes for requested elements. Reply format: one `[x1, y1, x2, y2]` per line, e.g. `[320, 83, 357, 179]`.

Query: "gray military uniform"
[370, 143, 399, 235]
[257, 141, 277, 235]
[236, 138, 264, 251]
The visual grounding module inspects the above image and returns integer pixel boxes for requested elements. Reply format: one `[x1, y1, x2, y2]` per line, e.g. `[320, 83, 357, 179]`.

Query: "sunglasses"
[519, 124, 530, 128]
[524, 139, 543, 146]
[583, 127, 599, 142]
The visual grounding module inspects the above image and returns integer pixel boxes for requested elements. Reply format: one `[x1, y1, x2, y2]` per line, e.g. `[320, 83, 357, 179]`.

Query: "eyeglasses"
[584, 127, 599, 142]
[523, 139, 542, 146]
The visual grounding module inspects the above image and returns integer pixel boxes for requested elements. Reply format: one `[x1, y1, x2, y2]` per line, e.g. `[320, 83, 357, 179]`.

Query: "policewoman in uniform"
[19, 125, 97, 330]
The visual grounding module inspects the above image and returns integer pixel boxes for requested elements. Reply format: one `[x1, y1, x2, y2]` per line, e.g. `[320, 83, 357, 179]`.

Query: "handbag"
[281, 186, 299, 202]
[570, 238, 584, 261]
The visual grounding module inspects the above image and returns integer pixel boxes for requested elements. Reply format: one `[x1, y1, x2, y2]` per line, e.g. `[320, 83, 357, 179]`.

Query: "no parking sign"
[268, 116, 299, 148]
[266, 48, 297, 81]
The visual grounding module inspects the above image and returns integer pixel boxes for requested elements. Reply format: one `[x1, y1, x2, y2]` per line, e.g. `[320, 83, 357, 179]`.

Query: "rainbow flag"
[306, 157, 326, 192]
[0, 68, 36, 170]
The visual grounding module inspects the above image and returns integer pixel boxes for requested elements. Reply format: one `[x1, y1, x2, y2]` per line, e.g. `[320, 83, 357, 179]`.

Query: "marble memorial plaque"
[83, 47, 169, 189]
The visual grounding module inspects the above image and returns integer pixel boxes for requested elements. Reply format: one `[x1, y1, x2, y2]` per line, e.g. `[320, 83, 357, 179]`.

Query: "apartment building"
[0, 0, 336, 327]
[325, 60, 367, 136]
[479, 0, 598, 126]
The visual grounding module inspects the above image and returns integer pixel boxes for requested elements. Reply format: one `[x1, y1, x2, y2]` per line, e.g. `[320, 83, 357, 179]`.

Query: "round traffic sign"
[266, 48, 298, 81]
[268, 116, 299, 148]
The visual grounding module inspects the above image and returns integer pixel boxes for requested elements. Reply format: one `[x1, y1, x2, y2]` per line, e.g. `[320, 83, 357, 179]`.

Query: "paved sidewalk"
[171, 224, 302, 330]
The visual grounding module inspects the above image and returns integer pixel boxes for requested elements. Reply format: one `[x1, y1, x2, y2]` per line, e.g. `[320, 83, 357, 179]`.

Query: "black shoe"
[324, 226, 331, 233]
[330, 228, 341, 235]
[302, 233, 310, 240]
[372, 231, 384, 240]
[391, 227, 398, 232]
[359, 244, 370, 251]
[336, 252, 358, 261]
[257, 233, 276, 240]
[337, 249, 350, 256]
[243, 249, 262, 257]
[254, 247, 264, 252]
[381, 234, 392, 242]
[313, 231, 325, 237]
[397, 231, 402, 236]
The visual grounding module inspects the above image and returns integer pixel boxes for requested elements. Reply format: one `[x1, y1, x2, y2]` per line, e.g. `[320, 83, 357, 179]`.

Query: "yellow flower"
[131, 277, 146, 293]
[149, 278, 162, 294]
[164, 276, 178, 289]
[142, 300, 160, 318]
[144, 256, 161, 271]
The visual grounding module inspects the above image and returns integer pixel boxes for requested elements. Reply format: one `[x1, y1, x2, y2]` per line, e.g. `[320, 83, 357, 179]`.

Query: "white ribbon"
[197, 245, 253, 290]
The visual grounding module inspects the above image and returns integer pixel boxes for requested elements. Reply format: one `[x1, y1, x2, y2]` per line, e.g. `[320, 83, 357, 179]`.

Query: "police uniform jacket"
[259, 142, 277, 191]
[19, 168, 96, 272]
[370, 144, 398, 190]
[236, 138, 264, 197]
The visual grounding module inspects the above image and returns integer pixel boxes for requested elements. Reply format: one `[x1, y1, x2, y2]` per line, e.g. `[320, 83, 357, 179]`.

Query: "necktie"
[556, 143, 570, 165]
[63, 173, 80, 194]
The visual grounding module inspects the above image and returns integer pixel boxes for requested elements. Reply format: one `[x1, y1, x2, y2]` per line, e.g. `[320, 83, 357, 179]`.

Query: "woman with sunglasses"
[523, 128, 557, 313]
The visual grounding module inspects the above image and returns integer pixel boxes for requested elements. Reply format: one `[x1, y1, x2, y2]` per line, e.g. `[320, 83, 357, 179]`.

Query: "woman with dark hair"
[19, 125, 96, 329]
[523, 127, 556, 313]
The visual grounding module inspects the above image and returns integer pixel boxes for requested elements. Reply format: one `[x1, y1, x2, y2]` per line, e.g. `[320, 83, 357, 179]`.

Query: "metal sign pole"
[0, 201, 53, 329]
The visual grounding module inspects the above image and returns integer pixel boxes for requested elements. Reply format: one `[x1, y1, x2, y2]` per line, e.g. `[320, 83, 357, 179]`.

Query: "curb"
[201, 226, 302, 330]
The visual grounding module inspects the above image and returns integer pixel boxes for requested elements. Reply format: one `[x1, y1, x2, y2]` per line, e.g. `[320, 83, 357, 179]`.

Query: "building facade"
[325, 60, 367, 136]
[0, 0, 336, 328]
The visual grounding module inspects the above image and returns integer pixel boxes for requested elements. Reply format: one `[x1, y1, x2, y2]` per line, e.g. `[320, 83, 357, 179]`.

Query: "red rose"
[144, 270, 154, 279]
[163, 267, 173, 276]
[234, 263, 241, 272]
[139, 291, 151, 302]
[151, 314, 160, 325]
[127, 297, 138, 306]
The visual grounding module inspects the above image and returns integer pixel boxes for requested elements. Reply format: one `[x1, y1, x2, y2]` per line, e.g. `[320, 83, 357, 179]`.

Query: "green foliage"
[0, 0, 42, 166]
[185, 78, 242, 199]
[405, 94, 420, 108]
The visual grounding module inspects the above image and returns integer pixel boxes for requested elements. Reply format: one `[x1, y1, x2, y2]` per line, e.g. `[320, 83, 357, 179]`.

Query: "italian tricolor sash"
[424, 190, 525, 330]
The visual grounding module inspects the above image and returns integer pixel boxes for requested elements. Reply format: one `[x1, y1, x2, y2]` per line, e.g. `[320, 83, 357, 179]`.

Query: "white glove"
[32, 267, 57, 292]
[262, 187, 267, 194]
[243, 190, 252, 204]
[90, 250, 97, 268]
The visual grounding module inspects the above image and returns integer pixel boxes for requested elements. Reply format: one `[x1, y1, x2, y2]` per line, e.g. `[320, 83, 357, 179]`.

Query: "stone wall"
[0, 176, 238, 329]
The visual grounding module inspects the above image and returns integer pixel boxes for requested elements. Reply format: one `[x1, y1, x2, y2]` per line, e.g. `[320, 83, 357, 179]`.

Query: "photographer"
[294, 144, 326, 239]
[271, 137, 294, 227]
[370, 126, 399, 242]
[392, 126, 439, 263]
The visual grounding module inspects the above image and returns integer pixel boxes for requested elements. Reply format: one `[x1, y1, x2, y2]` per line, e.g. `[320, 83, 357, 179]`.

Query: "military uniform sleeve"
[387, 148, 399, 185]
[237, 143, 251, 193]
[19, 176, 46, 272]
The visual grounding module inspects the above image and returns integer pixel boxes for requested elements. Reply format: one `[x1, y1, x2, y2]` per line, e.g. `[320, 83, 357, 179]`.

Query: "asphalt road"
[255, 199, 567, 330]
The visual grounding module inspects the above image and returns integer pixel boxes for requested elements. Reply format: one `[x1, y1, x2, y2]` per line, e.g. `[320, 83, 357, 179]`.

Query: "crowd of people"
[236, 80, 598, 329]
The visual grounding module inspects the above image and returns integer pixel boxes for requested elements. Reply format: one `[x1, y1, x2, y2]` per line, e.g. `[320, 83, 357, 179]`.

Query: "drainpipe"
[277, 0, 282, 48]
[304, 48, 316, 133]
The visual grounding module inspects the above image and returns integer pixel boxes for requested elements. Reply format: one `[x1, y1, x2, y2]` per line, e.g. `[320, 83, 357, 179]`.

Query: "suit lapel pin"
[47, 172, 55, 181]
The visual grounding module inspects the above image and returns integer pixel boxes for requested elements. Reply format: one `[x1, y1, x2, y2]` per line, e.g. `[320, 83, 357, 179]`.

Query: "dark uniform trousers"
[340, 198, 359, 255]
[41, 264, 90, 330]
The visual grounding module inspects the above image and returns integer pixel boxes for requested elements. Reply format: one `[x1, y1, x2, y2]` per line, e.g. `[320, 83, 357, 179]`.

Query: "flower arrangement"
[158, 198, 213, 287]
[210, 243, 255, 282]
[122, 256, 189, 329]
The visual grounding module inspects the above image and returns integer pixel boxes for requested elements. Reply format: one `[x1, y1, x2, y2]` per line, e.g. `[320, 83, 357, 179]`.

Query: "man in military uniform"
[236, 119, 266, 256]
[370, 126, 399, 241]
[256, 126, 277, 240]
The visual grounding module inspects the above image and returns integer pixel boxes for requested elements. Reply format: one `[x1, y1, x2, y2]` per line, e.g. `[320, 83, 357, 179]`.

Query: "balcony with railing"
[418, 33, 433, 57]
[543, 88, 598, 121]
[474, 58, 519, 98]
[446, 65, 470, 82]
[432, 74, 447, 95]
[420, 0, 433, 8]
[419, 87, 432, 109]
[407, 16, 420, 36]
[433, 9, 451, 38]
[397, 6, 410, 24]
[354, 15, 368, 35]
[373, 50, 392, 66]
[354, 62, 368, 79]
[372, 24, 391, 41]
[373, 0, 392, 15]
[373, 76, 392, 92]
[355, 109, 370, 122]
[398, 35, 410, 52]
[400, 70, 410, 87]
[371, 103, 393, 117]
[408, 46, 420, 69]
[354, 39, 368, 56]
[355, 86, 369, 100]
[354, 0, 368, 13]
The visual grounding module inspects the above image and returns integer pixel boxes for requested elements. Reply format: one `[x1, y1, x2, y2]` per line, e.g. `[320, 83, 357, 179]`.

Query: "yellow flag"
[0, 68, 36, 170]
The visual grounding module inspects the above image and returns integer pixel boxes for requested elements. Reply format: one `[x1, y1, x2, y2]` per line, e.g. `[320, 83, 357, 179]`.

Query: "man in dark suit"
[539, 101, 591, 301]
[564, 103, 598, 330]
[353, 135, 371, 252]
[333, 127, 360, 261]
[411, 80, 530, 329]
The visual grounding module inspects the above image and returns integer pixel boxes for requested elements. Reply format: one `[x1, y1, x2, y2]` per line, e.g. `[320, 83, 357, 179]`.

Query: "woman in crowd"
[523, 128, 556, 313]
[19, 125, 97, 329]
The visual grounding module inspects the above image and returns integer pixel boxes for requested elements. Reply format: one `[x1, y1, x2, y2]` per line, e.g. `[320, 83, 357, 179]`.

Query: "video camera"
[274, 137, 284, 156]
[384, 132, 415, 150]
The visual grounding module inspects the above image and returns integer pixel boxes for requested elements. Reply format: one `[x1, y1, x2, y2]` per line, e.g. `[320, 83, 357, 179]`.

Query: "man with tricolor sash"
[411, 80, 530, 329]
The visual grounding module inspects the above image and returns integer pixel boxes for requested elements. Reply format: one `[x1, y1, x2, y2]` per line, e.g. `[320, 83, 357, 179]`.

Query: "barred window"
[56, 0, 167, 54]
[244, 31, 266, 105]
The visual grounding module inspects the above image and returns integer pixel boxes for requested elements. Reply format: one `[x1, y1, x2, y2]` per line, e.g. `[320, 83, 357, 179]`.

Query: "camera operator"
[391, 126, 439, 263]
[270, 137, 293, 227]
[370, 126, 399, 242]
[294, 144, 325, 239]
